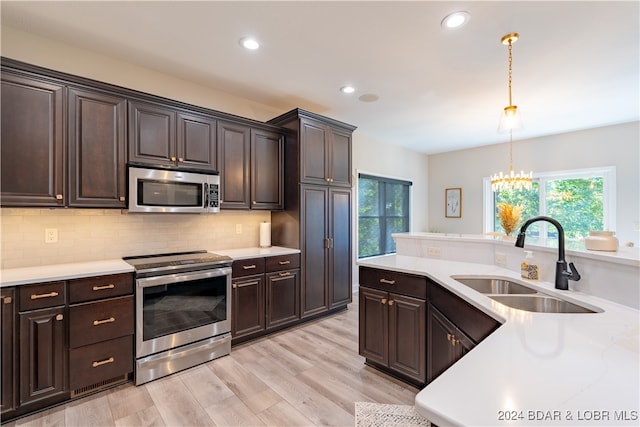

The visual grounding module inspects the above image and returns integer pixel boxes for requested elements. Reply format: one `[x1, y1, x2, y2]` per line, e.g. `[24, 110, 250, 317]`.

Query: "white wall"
[427, 122, 640, 246]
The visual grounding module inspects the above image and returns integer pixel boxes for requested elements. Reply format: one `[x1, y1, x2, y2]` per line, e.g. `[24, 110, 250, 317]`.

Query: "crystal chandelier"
[491, 32, 532, 192]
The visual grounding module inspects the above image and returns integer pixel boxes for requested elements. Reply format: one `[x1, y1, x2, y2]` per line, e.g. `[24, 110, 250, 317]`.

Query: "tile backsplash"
[1, 208, 271, 269]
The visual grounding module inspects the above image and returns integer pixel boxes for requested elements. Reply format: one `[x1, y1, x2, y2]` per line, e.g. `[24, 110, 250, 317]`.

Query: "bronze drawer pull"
[242, 265, 257, 270]
[30, 291, 59, 300]
[93, 284, 115, 291]
[279, 272, 291, 277]
[93, 317, 115, 326]
[92, 357, 114, 368]
[278, 260, 291, 265]
[379, 279, 396, 285]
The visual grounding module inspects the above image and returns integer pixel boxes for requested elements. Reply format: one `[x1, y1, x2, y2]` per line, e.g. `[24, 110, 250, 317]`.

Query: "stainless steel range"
[123, 250, 233, 385]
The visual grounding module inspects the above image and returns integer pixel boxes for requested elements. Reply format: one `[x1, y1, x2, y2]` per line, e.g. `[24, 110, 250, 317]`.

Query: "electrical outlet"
[235, 224, 242, 234]
[495, 252, 507, 266]
[427, 247, 441, 257]
[45, 228, 58, 243]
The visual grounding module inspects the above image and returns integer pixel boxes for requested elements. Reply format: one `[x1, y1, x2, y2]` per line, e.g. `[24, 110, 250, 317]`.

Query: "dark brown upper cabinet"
[68, 87, 127, 208]
[1, 72, 65, 207]
[299, 117, 352, 187]
[218, 122, 283, 210]
[128, 100, 217, 172]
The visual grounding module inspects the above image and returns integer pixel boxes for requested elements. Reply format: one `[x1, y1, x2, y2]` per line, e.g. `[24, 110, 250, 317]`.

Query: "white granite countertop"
[0, 259, 134, 287]
[213, 246, 300, 260]
[0, 247, 300, 287]
[358, 254, 640, 426]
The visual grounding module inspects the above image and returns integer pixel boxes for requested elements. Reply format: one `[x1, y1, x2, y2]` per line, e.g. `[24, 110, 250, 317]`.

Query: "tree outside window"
[358, 174, 411, 258]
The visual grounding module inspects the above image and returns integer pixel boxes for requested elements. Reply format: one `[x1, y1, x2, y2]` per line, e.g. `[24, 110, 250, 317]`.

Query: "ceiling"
[2, 1, 638, 154]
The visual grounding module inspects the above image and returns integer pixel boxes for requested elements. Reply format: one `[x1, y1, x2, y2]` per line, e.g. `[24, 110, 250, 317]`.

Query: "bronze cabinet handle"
[279, 272, 291, 277]
[1, 296, 12, 304]
[388, 300, 395, 306]
[242, 265, 257, 270]
[381, 298, 388, 305]
[30, 291, 59, 300]
[278, 260, 291, 265]
[379, 279, 395, 285]
[93, 284, 115, 291]
[93, 317, 115, 326]
[92, 357, 114, 368]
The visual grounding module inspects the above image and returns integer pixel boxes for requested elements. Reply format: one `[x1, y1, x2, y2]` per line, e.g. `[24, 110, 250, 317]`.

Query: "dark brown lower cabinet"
[359, 287, 427, 386]
[428, 304, 474, 382]
[231, 254, 301, 344]
[232, 273, 266, 338]
[19, 306, 68, 407]
[358, 266, 501, 388]
[266, 269, 300, 329]
[1, 288, 17, 416]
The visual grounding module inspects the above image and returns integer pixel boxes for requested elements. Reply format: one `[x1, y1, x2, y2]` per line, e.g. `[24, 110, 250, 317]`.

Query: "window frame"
[356, 171, 412, 259]
[483, 166, 616, 239]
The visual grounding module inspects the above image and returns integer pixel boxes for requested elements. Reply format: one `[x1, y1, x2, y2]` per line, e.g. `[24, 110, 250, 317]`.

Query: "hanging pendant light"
[491, 32, 532, 192]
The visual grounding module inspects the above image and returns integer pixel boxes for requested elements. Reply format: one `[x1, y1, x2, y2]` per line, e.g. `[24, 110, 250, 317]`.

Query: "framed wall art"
[445, 187, 462, 218]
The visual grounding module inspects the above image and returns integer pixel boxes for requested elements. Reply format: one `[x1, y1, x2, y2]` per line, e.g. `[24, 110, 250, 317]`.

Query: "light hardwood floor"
[6, 295, 419, 426]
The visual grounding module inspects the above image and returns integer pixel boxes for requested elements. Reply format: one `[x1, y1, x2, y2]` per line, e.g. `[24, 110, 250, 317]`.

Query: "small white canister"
[584, 231, 619, 252]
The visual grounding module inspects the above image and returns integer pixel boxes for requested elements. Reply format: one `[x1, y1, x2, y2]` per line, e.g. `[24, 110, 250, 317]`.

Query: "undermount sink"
[452, 276, 600, 314]
[489, 295, 598, 314]
[453, 277, 537, 295]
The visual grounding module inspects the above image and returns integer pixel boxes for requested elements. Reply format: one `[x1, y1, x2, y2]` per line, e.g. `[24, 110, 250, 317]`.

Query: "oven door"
[135, 267, 231, 358]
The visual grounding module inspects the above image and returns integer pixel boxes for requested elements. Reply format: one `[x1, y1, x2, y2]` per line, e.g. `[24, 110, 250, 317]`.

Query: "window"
[484, 167, 615, 242]
[358, 174, 412, 258]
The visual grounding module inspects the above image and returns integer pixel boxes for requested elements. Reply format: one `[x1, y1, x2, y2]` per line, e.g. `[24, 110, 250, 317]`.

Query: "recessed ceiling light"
[441, 11, 470, 29]
[340, 86, 355, 94]
[240, 37, 260, 50]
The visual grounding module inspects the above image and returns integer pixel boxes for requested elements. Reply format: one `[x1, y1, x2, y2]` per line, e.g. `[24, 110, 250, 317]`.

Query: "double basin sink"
[451, 277, 599, 314]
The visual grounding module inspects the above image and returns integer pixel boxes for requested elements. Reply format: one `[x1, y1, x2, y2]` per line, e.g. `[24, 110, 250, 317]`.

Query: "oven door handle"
[137, 267, 232, 288]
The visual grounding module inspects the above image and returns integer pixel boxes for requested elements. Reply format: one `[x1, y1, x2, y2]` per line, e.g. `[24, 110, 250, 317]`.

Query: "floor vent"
[71, 374, 129, 398]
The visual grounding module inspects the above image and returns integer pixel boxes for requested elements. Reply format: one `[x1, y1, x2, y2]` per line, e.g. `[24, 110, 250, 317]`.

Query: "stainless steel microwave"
[128, 166, 220, 213]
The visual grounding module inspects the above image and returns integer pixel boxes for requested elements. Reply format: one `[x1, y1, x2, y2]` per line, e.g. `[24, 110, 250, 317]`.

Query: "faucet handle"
[567, 262, 581, 282]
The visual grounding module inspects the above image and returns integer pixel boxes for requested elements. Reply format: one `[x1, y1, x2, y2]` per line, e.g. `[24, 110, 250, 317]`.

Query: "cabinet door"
[300, 185, 329, 317]
[19, 306, 67, 406]
[128, 100, 176, 168]
[1, 73, 65, 206]
[358, 287, 388, 366]
[266, 269, 300, 329]
[1, 289, 16, 415]
[68, 88, 127, 207]
[328, 127, 352, 187]
[428, 305, 475, 382]
[177, 112, 217, 171]
[231, 274, 265, 338]
[218, 121, 250, 209]
[329, 188, 352, 308]
[300, 118, 329, 185]
[251, 129, 283, 210]
[388, 293, 426, 384]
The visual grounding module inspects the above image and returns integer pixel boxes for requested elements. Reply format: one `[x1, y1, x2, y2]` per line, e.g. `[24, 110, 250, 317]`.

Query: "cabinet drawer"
[359, 267, 427, 300]
[69, 273, 133, 304]
[18, 281, 66, 311]
[429, 283, 501, 343]
[69, 335, 133, 390]
[266, 253, 300, 272]
[69, 296, 134, 348]
[232, 257, 265, 277]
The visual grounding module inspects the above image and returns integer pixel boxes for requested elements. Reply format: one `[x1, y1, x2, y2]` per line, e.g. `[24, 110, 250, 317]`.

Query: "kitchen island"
[358, 253, 639, 426]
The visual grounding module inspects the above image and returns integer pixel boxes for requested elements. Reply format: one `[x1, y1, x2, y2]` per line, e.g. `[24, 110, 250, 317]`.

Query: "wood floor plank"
[145, 374, 214, 426]
[204, 395, 266, 427]
[106, 382, 155, 421]
[114, 406, 165, 427]
[64, 393, 114, 426]
[178, 364, 235, 408]
[254, 399, 318, 427]
[13, 405, 65, 427]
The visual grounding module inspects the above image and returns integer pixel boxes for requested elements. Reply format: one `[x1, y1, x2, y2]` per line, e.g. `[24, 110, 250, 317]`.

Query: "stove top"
[123, 250, 233, 277]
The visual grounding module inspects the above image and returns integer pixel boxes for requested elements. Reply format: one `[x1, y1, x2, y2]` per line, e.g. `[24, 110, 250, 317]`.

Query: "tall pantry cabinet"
[268, 109, 356, 318]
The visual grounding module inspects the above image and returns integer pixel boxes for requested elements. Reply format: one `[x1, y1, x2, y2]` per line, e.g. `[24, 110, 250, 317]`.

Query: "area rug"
[354, 402, 431, 427]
